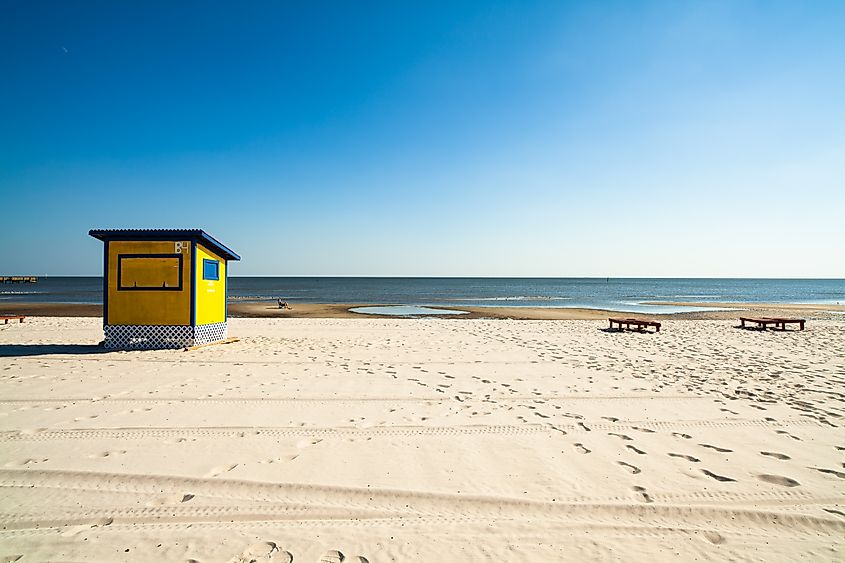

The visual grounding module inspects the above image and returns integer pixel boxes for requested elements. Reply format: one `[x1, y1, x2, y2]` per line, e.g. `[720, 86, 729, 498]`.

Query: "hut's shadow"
[0, 344, 111, 357]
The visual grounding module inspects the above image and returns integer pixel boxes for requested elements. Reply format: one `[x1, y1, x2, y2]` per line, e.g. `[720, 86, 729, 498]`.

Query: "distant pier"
[0, 276, 38, 284]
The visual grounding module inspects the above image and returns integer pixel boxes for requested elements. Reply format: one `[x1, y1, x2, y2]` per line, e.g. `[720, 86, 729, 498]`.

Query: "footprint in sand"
[760, 451, 790, 460]
[632, 485, 652, 503]
[206, 464, 238, 478]
[812, 467, 845, 479]
[601, 416, 619, 422]
[573, 443, 591, 454]
[228, 541, 292, 563]
[699, 444, 732, 453]
[672, 432, 692, 439]
[165, 437, 190, 444]
[631, 426, 656, 433]
[4, 458, 48, 467]
[701, 531, 725, 545]
[320, 550, 369, 563]
[147, 493, 195, 506]
[626, 445, 646, 455]
[88, 450, 127, 459]
[757, 474, 800, 487]
[617, 461, 641, 474]
[608, 433, 632, 441]
[60, 517, 113, 538]
[668, 453, 700, 463]
[701, 469, 735, 482]
[296, 438, 323, 449]
[775, 430, 802, 441]
[320, 552, 343, 563]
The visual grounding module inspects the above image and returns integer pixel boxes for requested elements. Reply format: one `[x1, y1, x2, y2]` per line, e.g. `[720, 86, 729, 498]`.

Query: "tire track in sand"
[0, 418, 822, 443]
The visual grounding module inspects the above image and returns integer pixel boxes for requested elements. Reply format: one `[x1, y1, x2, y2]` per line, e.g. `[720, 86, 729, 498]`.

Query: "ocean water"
[2, 277, 844, 314]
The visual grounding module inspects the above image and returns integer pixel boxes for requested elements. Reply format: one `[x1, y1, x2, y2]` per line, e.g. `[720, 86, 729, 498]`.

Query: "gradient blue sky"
[2, 1, 843, 277]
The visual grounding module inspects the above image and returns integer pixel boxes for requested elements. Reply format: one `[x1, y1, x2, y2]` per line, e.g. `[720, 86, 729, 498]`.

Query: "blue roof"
[89, 229, 241, 261]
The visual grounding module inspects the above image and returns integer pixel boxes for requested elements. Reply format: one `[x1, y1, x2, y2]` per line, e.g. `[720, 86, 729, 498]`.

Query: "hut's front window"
[118, 254, 183, 290]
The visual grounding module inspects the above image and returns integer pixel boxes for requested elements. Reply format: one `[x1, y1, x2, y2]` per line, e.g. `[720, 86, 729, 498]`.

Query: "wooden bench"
[609, 318, 661, 333]
[739, 317, 805, 331]
[0, 315, 26, 324]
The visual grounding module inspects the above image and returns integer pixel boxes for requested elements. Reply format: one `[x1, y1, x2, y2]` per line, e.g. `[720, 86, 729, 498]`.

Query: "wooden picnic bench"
[0, 315, 26, 324]
[609, 318, 661, 332]
[739, 317, 805, 331]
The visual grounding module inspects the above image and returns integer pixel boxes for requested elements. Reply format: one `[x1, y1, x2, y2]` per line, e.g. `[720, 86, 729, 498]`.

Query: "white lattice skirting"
[104, 322, 228, 350]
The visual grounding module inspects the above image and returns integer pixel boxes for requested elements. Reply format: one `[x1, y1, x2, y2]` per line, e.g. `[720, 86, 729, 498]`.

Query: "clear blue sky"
[2, 1, 843, 277]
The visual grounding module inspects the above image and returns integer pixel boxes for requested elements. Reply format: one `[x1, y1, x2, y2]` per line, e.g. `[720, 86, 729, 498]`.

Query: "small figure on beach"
[278, 298, 291, 310]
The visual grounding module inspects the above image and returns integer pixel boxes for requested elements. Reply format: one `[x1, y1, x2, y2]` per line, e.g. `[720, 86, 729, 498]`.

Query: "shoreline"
[1, 300, 842, 320]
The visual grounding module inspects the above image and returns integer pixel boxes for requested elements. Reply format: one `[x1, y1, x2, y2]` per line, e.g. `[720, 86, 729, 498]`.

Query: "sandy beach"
[1, 316, 843, 561]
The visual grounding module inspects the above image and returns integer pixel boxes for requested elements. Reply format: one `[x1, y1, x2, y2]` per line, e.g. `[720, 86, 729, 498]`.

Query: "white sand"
[1, 317, 843, 562]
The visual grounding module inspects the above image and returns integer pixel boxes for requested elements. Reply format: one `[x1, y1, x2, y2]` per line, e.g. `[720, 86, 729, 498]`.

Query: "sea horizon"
[4, 276, 844, 314]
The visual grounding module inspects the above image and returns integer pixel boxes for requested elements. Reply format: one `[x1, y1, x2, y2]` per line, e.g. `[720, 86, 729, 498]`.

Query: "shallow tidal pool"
[349, 305, 469, 317]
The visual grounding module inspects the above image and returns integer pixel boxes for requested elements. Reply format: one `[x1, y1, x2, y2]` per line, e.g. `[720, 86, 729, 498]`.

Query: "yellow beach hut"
[89, 229, 241, 349]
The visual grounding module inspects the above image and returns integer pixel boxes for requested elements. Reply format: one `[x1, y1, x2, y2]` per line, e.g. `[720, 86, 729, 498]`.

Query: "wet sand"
[0, 303, 103, 317]
[228, 301, 621, 320]
[3, 300, 843, 321]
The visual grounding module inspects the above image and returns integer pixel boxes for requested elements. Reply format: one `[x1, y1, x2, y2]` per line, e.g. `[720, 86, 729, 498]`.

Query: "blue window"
[203, 259, 220, 281]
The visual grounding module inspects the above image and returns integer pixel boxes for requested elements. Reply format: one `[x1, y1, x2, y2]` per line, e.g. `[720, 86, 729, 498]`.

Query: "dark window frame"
[117, 253, 184, 291]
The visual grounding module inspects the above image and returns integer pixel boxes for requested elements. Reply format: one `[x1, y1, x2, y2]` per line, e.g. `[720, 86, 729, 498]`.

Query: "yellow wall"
[107, 240, 191, 325]
[194, 244, 226, 325]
